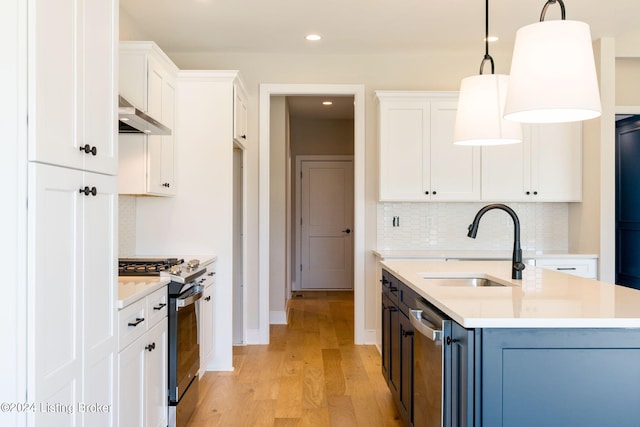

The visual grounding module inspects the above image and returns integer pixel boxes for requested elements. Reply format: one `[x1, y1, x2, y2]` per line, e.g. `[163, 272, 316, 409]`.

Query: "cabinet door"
[234, 85, 248, 145]
[118, 339, 145, 427]
[481, 139, 531, 202]
[447, 322, 476, 427]
[399, 312, 414, 425]
[430, 101, 480, 201]
[379, 100, 430, 201]
[28, 163, 83, 426]
[200, 286, 215, 375]
[147, 76, 176, 195]
[145, 321, 168, 427]
[28, 0, 82, 170]
[389, 302, 401, 397]
[83, 172, 117, 427]
[531, 122, 582, 201]
[80, 0, 117, 175]
[381, 293, 393, 382]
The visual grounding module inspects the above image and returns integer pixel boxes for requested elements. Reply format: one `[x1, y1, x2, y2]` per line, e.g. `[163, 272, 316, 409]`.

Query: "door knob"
[342, 229, 351, 234]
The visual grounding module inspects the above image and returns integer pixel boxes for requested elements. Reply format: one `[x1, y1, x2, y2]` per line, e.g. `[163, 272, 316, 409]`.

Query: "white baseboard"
[361, 328, 377, 345]
[270, 310, 287, 325]
[245, 328, 262, 345]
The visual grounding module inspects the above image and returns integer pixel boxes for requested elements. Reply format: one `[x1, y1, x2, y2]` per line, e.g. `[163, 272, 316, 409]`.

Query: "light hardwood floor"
[186, 291, 403, 426]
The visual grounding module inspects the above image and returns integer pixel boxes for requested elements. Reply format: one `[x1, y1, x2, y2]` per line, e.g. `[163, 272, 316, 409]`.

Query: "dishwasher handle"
[410, 309, 444, 343]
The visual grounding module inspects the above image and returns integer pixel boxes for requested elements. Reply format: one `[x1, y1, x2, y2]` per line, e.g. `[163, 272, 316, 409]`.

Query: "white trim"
[244, 328, 261, 345]
[259, 83, 366, 344]
[294, 155, 354, 292]
[363, 329, 377, 346]
[269, 311, 287, 325]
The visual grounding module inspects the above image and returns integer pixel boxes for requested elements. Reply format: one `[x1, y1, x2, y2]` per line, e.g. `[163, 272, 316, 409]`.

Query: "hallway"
[186, 291, 402, 426]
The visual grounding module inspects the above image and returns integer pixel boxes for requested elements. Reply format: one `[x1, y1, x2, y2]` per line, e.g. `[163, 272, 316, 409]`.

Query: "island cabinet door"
[446, 322, 477, 427]
[481, 328, 640, 427]
[381, 293, 393, 383]
[399, 312, 414, 426]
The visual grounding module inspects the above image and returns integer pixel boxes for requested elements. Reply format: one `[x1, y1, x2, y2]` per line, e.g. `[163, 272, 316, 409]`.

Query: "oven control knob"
[187, 259, 200, 270]
[170, 265, 182, 275]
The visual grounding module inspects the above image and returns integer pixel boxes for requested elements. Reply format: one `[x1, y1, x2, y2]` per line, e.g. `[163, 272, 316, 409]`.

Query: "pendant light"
[453, 0, 522, 146]
[503, 0, 601, 123]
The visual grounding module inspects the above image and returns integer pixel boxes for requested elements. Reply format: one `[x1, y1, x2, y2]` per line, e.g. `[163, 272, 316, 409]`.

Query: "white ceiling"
[121, 0, 640, 55]
[120, 0, 640, 119]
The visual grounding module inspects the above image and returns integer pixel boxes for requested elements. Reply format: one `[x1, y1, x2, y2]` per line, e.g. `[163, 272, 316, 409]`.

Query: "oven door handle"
[176, 286, 204, 309]
[410, 309, 444, 343]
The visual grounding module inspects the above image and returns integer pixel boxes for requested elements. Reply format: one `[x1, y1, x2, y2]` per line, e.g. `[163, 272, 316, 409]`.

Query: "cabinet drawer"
[534, 258, 597, 279]
[398, 281, 420, 314]
[382, 271, 399, 305]
[118, 298, 147, 351]
[146, 287, 168, 328]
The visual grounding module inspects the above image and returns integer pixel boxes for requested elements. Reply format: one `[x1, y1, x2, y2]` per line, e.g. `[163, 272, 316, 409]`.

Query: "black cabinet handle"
[153, 303, 166, 310]
[402, 330, 414, 338]
[388, 307, 398, 312]
[425, 191, 429, 195]
[128, 317, 144, 327]
[79, 144, 97, 156]
[208, 272, 215, 276]
[145, 342, 156, 352]
[204, 296, 211, 301]
[342, 229, 351, 234]
[526, 191, 531, 195]
[162, 182, 171, 188]
[241, 134, 247, 139]
[432, 191, 437, 195]
[79, 186, 97, 196]
[389, 286, 398, 293]
[533, 191, 538, 195]
[557, 267, 577, 271]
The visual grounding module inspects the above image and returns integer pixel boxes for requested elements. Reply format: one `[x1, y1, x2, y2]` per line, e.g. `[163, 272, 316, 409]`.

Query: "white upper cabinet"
[28, 0, 118, 175]
[481, 122, 582, 202]
[233, 83, 248, 147]
[377, 92, 480, 202]
[119, 42, 178, 196]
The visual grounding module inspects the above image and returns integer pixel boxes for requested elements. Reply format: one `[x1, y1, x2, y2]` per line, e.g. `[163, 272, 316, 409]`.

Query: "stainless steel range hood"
[118, 95, 171, 135]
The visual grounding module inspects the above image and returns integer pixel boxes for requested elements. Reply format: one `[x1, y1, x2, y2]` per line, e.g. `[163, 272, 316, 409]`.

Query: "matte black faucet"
[467, 204, 526, 280]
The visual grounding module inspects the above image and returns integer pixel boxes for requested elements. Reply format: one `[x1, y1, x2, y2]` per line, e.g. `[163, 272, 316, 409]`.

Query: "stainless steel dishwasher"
[409, 298, 451, 427]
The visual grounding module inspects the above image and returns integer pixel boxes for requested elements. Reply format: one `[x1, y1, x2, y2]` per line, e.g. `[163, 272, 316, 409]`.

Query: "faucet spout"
[467, 203, 525, 280]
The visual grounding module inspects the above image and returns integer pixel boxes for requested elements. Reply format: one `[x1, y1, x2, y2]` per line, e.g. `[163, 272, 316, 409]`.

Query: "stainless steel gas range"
[118, 258, 207, 427]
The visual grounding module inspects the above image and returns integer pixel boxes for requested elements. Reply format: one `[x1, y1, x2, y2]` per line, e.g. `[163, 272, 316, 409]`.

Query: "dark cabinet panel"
[399, 312, 414, 425]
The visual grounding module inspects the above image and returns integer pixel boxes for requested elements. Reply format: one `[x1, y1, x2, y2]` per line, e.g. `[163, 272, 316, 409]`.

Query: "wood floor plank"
[186, 291, 402, 427]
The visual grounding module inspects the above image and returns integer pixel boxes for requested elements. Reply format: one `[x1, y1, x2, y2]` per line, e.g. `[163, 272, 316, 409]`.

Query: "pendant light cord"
[540, 0, 566, 21]
[479, 0, 495, 75]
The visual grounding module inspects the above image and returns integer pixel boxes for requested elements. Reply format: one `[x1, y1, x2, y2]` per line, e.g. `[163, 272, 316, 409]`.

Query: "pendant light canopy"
[503, 0, 602, 123]
[453, 0, 522, 146]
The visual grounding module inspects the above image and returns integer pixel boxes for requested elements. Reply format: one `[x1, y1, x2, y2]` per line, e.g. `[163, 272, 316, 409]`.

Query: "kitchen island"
[380, 260, 640, 427]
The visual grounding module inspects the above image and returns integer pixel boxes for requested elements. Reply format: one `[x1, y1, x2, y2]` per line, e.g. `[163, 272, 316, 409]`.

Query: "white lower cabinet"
[199, 261, 217, 376]
[533, 258, 598, 279]
[118, 286, 168, 427]
[27, 163, 117, 427]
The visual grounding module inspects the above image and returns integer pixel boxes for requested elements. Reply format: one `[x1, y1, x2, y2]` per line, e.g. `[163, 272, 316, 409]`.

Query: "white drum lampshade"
[504, 19, 601, 123]
[454, 73, 522, 145]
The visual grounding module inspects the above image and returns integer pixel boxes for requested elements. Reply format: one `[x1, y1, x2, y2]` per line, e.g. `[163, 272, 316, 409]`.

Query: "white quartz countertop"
[117, 276, 170, 309]
[381, 259, 640, 328]
[374, 249, 598, 260]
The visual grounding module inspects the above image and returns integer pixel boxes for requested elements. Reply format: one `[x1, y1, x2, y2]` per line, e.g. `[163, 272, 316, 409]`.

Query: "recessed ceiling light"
[305, 34, 322, 41]
[322, 101, 333, 106]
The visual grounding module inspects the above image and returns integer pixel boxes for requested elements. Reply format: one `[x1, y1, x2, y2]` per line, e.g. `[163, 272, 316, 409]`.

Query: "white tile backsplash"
[377, 202, 568, 252]
[118, 196, 137, 256]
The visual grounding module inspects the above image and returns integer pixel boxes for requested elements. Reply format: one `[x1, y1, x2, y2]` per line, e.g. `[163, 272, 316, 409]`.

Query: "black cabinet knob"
[79, 186, 97, 196]
[526, 191, 531, 195]
[204, 296, 211, 302]
[241, 134, 247, 139]
[425, 191, 429, 195]
[342, 229, 351, 234]
[402, 330, 414, 338]
[79, 144, 97, 156]
[145, 342, 156, 352]
[533, 191, 538, 195]
[162, 182, 171, 188]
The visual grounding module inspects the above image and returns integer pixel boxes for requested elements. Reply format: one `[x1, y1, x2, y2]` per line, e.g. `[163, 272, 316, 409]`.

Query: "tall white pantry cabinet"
[23, 0, 119, 426]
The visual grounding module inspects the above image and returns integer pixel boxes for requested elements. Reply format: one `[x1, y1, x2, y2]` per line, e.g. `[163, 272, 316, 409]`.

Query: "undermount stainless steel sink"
[421, 277, 510, 287]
